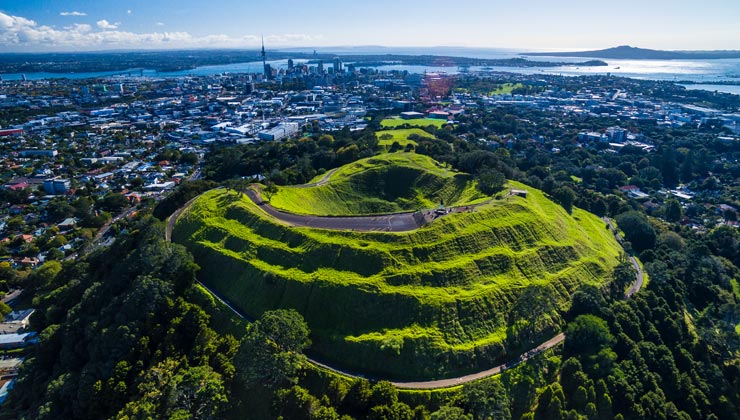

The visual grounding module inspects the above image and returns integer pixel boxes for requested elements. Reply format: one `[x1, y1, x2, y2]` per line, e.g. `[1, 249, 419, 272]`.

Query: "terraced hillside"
[173, 175, 623, 380]
[269, 153, 487, 215]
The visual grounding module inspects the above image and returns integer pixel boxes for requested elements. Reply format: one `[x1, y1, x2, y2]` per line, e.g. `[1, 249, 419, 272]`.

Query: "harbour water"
[679, 84, 740, 96]
[2, 47, 739, 95]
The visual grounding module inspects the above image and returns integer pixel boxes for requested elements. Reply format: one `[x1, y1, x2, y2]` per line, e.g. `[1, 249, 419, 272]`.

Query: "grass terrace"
[174, 156, 623, 380]
[380, 117, 447, 129]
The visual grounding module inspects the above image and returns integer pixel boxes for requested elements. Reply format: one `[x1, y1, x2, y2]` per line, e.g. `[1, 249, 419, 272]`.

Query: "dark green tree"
[462, 380, 511, 420]
[565, 315, 614, 355]
[99, 193, 130, 213]
[663, 199, 682, 223]
[476, 169, 506, 195]
[553, 186, 576, 213]
[235, 309, 311, 388]
[615, 211, 656, 252]
[263, 181, 279, 202]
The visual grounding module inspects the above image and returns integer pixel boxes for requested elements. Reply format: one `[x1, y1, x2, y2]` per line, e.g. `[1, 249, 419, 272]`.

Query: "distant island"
[0, 50, 606, 74]
[522, 45, 740, 60]
[308, 55, 607, 69]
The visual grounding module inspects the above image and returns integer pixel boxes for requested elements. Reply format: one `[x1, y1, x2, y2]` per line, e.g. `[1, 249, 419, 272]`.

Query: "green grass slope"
[174, 180, 622, 380]
[380, 118, 447, 129]
[268, 153, 487, 215]
[376, 128, 434, 149]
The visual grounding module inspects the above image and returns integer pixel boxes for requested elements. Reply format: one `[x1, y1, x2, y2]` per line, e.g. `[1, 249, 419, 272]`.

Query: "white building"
[258, 122, 300, 141]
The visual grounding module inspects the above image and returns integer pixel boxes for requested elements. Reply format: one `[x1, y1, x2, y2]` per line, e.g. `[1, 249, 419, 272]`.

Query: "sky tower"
[261, 36, 272, 80]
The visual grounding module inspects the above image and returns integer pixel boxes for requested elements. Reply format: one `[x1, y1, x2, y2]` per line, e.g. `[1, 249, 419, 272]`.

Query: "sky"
[0, 0, 738, 53]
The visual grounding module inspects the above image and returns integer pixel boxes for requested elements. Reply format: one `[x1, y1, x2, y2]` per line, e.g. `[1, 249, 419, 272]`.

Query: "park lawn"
[380, 117, 447, 129]
[174, 161, 623, 380]
[489, 83, 524, 96]
[376, 128, 435, 150]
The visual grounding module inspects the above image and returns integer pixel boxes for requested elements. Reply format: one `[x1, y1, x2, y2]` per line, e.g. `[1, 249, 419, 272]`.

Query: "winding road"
[163, 192, 644, 389]
[294, 167, 339, 188]
[246, 189, 427, 232]
[602, 217, 645, 298]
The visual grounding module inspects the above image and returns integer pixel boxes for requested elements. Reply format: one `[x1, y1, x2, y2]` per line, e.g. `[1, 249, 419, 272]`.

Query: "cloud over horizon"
[96, 20, 120, 30]
[59, 11, 87, 17]
[0, 11, 322, 52]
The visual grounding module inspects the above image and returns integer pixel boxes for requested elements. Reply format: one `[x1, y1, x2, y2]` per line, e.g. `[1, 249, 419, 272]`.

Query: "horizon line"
[2, 44, 740, 55]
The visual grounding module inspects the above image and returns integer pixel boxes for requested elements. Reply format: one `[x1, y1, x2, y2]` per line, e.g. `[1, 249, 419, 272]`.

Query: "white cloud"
[266, 34, 324, 44]
[60, 11, 87, 17]
[96, 20, 120, 30]
[65, 23, 92, 33]
[127, 10, 133, 15]
[156, 22, 165, 27]
[0, 11, 322, 51]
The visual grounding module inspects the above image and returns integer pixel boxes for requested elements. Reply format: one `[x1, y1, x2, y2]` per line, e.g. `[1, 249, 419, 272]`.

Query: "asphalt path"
[293, 167, 338, 188]
[602, 217, 645, 298]
[79, 206, 138, 257]
[246, 189, 425, 232]
[246, 187, 490, 233]
[166, 195, 202, 241]
[390, 333, 566, 389]
[1, 290, 22, 304]
[161, 192, 646, 389]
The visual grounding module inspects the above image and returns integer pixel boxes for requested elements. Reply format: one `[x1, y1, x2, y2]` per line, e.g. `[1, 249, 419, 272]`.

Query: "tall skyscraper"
[261, 36, 272, 80]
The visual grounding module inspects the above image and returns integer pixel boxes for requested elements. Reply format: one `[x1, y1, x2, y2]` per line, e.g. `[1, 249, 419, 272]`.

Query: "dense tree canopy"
[616, 211, 657, 252]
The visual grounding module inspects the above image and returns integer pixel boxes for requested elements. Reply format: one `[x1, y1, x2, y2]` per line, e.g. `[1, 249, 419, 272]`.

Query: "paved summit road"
[293, 167, 338, 188]
[389, 333, 566, 389]
[246, 189, 427, 232]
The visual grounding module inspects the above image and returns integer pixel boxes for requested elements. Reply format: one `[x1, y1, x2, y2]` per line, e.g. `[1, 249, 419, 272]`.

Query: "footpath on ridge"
[245, 188, 427, 232]
[247, 166, 491, 232]
[163, 186, 645, 389]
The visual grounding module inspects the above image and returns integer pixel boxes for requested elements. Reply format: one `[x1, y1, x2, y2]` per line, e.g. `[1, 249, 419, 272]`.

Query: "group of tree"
[203, 129, 379, 185]
[5, 214, 343, 419]
[530, 221, 740, 419]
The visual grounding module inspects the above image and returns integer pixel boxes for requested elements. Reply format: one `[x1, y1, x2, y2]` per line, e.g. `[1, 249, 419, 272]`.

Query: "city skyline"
[0, 0, 738, 52]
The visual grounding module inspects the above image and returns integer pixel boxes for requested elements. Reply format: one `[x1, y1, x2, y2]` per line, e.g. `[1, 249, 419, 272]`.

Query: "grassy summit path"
[268, 153, 487, 216]
[248, 188, 425, 231]
[247, 186, 484, 232]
